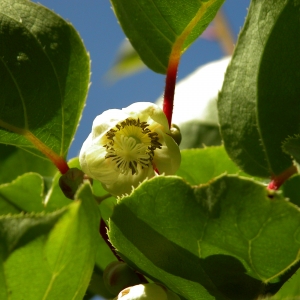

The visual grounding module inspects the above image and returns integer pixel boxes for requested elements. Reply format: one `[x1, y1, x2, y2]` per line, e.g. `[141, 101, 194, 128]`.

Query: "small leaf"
[110, 0, 225, 73]
[218, 1, 300, 177]
[109, 175, 300, 300]
[0, 0, 90, 159]
[1, 183, 100, 299]
[0, 172, 45, 214]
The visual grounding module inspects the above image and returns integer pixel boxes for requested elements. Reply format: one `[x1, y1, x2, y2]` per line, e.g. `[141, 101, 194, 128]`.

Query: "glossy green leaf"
[176, 146, 242, 185]
[0, 0, 90, 159]
[0, 172, 45, 214]
[218, 0, 300, 177]
[0, 207, 67, 299]
[109, 175, 300, 300]
[1, 183, 100, 299]
[0, 144, 56, 185]
[110, 0, 225, 73]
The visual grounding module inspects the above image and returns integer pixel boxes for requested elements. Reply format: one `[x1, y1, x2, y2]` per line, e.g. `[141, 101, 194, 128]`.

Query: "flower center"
[104, 118, 162, 175]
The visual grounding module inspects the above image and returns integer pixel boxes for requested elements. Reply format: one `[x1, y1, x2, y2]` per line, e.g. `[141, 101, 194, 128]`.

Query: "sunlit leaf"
[0, 172, 45, 214]
[110, 0, 225, 73]
[177, 146, 241, 185]
[109, 175, 300, 300]
[0, 183, 100, 299]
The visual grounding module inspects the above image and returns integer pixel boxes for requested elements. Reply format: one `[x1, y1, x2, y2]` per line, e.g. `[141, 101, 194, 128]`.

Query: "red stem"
[267, 165, 297, 190]
[52, 157, 69, 174]
[163, 60, 179, 128]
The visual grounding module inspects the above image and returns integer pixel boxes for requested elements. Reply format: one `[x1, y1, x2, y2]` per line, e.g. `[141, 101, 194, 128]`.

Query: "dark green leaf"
[270, 269, 300, 299]
[179, 121, 221, 150]
[0, 183, 100, 299]
[282, 174, 300, 208]
[110, 0, 225, 73]
[109, 175, 300, 300]
[218, 0, 300, 177]
[282, 135, 300, 165]
[0, 0, 90, 158]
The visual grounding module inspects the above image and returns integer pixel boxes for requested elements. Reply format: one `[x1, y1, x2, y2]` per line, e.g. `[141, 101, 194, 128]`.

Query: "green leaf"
[110, 0, 225, 73]
[1, 183, 100, 299]
[109, 175, 300, 300]
[270, 269, 300, 299]
[218, 0, 300, 177]
[176, 146, 242, 185]
[0, 172, 45, 214]
[179, 121, 221, 150]
[282, 174, 300, 208]
[0, 207, 67, 299]
[0, 0, 90, 159]
[282, 135, 300, 165]
[0, 144, 56, 185]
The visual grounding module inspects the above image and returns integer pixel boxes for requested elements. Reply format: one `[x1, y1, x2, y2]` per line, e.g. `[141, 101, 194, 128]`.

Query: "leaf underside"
[110, 0, 225, 73]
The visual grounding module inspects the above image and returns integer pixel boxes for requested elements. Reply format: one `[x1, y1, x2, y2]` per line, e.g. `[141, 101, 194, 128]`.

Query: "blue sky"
[33, 0, 250, 159]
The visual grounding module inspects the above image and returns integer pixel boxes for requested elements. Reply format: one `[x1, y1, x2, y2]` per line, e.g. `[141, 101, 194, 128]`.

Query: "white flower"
[114, 283, 180, 300]
[79, 102, 181, 196]
[156, 56, 231, 125]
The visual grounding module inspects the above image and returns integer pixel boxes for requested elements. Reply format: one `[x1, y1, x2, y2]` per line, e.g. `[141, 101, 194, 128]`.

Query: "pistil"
[104, 118, 162, 175]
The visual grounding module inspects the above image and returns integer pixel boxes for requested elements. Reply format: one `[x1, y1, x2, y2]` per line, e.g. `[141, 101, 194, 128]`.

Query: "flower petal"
[92, 109, 128, 139]
[103, 164, 155, 196]
[153, 132, 181, 175]
[123, 102, 169, 132]
[81, 142, 119, 185]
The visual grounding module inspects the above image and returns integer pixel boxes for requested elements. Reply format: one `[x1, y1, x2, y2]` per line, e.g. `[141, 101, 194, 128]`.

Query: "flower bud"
[170, 124, 182, 146]
[59, 168, 89, 199]
[114, 283, 180, 300]
[103, 261, 141, 296]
